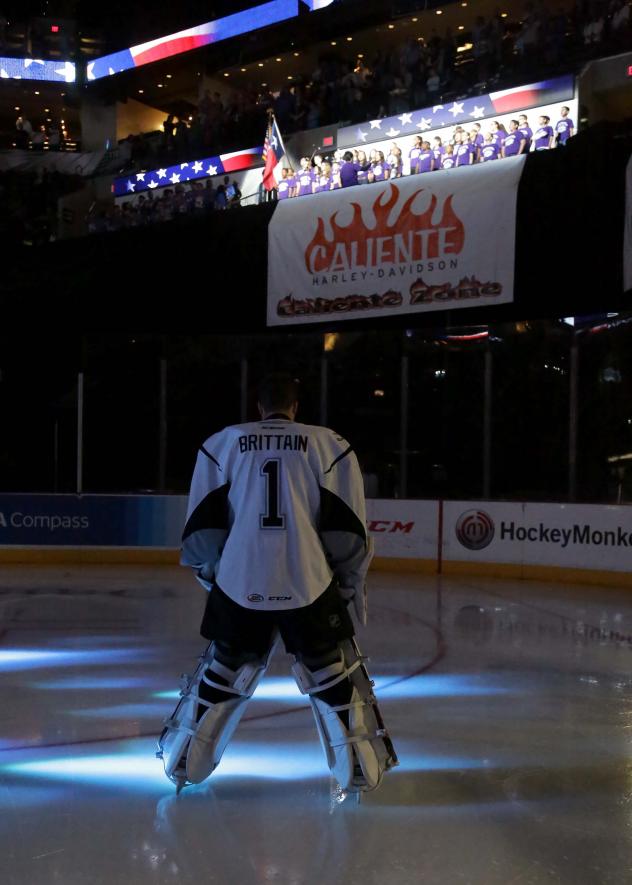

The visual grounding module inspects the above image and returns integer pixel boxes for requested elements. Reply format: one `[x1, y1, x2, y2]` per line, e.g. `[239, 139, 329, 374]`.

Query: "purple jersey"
[418, 150, 434, 173]
[555, 118, 574, 144]
[317, 174, 331, 193]
[455, 143, 474, 167]
[519, 125, 532, 149]
[491, 130, 506, 149]
[388, 155, 403, 177]
[340, 161, 362, 188]
[534, 125, 554, 150]
[409, 147, 422, 173]
[432, 146, 445, 168]
[503, 131, 525, 157]
[441, 155, 456, 169]
[371, 162, 387, 181]
[297, 169, 314, 196]
[277, 177, 295, 199]
[480, 143, 499, 162]
[473, 133, 484, 147]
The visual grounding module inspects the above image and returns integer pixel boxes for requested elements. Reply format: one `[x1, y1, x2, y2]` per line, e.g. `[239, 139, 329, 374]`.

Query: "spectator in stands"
[441, 144, 456, 170]
[472, 15, 491, 78]
[432, 136, 445, 169]
[203, 179, 216, 211]
[468, 130, 481, 163]
[339, 150, 361, 188]
[162, 115, 176, 156]
[331, 160, 342, 189]
[409, 135, 423, 174]
[533, 115, 555, 150]
[555, 106, 575, 145]
[471, 123, 484, 149]
[215, 183, 228, 210]
[224, 176, 242, 207]
[296, 156, 315, 196]
[15, 116, 33, 149]
[502, 120, 527, 157]
[316, 161, 332, 193]
[611, 0, 631, 46]
[277, 166, 295, 200]
[488, 11, 506, 64]
[583, 7, 605, 45]
[274, 86, 295, 132]
[480, 133, 500, 162]
[518, 114, 533, 151]
[198, 90, 213, 124]
[426, 67, 440, 99]
[174, 117, 189, 159]
[369, 150, 389, 182]
[454, 131, 474, 167]
[490, 120, 507, 150]
[418, 140, 435, 173]
[387, 143, 403, 178]
[31, 126, 46, 151]
[355, 149, 370, 185]
[48, 123, 61, 151]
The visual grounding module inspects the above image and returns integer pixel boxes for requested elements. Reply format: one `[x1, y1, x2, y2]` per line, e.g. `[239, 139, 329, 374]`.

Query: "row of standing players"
[277, 108, 575, 199]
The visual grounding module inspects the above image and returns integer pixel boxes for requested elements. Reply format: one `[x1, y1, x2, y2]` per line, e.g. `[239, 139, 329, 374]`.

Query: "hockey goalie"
[157, 373, 398, 794]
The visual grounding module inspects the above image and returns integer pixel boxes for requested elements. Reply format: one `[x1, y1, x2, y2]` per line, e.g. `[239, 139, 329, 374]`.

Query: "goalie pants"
[200, 580, 355, 657]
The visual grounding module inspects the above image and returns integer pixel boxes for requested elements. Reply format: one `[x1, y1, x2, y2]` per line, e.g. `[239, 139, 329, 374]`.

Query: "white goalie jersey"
[181, 417, 372, 610]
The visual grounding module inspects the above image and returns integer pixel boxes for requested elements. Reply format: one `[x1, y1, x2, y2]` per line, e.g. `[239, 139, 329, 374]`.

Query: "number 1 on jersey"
[260, 458, 285, 529]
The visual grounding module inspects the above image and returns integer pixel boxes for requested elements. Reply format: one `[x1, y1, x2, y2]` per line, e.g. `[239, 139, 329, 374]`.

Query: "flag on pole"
[263, 114, 287, 191]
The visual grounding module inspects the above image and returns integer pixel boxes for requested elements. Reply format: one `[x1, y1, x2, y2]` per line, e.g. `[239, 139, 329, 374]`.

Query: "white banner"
[366, 499, 437, 560]
[267, 155, 525, 326]
[443, 500, 632, 573]
[625, 154, 632, 292]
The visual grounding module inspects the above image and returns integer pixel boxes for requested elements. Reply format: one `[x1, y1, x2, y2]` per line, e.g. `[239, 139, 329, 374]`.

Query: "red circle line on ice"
[455, 509, 495, 550]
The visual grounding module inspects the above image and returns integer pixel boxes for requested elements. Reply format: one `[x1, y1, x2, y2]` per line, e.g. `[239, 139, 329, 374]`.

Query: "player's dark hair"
[258, 373, 300, 413]
[343, 151, 354, 162]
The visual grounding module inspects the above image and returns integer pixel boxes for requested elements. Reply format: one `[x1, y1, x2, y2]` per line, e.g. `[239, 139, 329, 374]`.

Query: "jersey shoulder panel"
[298, 423, 353, 473]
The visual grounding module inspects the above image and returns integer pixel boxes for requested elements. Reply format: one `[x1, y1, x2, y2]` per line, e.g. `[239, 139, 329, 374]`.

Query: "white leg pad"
[292, 640, 397, 793]
[157, 641, 273, 789]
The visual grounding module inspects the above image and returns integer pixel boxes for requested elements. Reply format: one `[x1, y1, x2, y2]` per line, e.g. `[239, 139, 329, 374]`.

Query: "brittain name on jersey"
[238, 434, 308, 453]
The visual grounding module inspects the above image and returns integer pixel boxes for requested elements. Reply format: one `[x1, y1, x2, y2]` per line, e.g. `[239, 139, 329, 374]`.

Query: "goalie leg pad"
[157, 640, 273, 789]
[292, 639, 397, 793]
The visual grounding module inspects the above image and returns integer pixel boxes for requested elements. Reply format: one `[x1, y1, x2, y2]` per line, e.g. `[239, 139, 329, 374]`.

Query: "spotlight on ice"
[0, 648, 150, 672]
[2, 742, 328, 790]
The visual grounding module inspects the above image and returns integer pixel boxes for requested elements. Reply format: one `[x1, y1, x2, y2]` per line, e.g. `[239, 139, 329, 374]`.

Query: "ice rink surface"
[1, 564, 632, 884]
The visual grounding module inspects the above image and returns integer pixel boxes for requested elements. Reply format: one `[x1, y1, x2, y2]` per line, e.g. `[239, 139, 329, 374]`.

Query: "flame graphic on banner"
[305, 184, 465, 275]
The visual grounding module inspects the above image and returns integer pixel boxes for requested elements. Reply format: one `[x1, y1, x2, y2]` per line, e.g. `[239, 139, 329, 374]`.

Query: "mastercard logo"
[455, 510, 495, 550]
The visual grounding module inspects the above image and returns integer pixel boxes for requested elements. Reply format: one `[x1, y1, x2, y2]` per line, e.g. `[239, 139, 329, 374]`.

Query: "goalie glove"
[338, 583, 368, 627]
